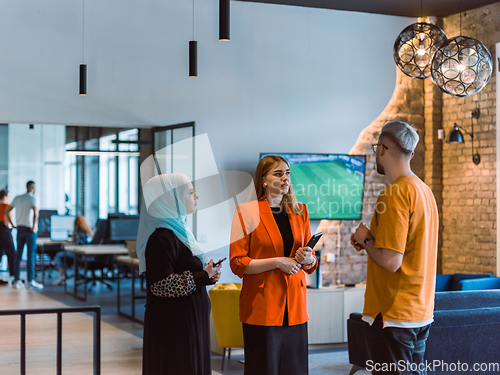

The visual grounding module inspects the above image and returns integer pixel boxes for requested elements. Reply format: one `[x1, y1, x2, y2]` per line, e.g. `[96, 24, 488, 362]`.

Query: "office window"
[98, 129, 139, 218]
[65, 128, 140, 225]
[85, 138, 100, 226]
[118, 129, 139, 215]
[99, 133, 116, 219]
[64, 142, 77, 216]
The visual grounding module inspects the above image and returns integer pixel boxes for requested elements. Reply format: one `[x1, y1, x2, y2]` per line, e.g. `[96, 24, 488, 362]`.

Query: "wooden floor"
[0, 282, 144, 375]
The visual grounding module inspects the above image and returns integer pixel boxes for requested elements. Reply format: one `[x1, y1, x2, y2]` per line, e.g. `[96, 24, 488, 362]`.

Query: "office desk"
[116, 255, 146, 324]
[35, 238, 66, 284]
[64, 245, 128, 301]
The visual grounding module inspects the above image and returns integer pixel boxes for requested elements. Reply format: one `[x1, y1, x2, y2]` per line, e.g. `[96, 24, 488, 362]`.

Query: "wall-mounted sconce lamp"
[447, 108, 481, 165]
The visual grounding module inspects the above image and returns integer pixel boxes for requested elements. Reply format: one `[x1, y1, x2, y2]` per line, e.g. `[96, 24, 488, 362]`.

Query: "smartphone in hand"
[213, 257, 227, 267]
[306, 232, 323, 249]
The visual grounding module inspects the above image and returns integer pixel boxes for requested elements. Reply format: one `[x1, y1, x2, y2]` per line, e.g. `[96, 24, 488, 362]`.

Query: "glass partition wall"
[1, 123, 193, 232]
[64, 127, 141, 227]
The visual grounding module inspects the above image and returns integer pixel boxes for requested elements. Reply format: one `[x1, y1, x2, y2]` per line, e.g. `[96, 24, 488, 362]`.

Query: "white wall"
[0, 0, 414, 282]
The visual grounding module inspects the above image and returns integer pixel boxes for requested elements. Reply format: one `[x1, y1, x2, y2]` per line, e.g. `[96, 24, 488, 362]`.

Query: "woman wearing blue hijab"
[137, 173, 221, 375]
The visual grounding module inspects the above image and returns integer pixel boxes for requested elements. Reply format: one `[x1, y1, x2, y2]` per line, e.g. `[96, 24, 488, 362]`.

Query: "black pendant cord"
[459, 0, 462, 35]
[82, 0, 85, 63]
[192, 0, 195, 40]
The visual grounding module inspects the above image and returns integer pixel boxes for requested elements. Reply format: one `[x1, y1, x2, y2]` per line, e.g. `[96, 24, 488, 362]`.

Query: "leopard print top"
[150, 270, 196, 298]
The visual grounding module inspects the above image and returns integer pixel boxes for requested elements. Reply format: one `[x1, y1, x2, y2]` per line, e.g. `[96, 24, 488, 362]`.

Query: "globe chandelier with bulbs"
[393, 0, 447, 80]
[430, 33, 492, 97]
[393, 0, 492, 98]
[394, 21, 447, 80]
[430, 0, 492, 97]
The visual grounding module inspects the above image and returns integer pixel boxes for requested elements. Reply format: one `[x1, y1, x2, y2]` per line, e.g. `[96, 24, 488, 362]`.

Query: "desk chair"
[74, 219, 115, 291]
[209, 283, 244, 370]
[83, 255, 115, 291]
[36, 243, 63, 283]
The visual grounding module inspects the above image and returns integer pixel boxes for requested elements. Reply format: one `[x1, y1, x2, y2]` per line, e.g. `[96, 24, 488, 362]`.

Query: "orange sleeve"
[229, 205, 253, 278]
[371, 184, 410, 255]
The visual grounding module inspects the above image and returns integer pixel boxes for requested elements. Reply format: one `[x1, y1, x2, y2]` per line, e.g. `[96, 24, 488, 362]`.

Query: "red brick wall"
[439, 4, 498, 274]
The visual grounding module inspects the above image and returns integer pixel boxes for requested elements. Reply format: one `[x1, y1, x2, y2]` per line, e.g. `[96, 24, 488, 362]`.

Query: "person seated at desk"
[52, 215, 93, 285]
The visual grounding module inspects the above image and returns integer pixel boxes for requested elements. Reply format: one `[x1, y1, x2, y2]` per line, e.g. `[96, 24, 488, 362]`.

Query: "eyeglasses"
[372, 143, 389, 153]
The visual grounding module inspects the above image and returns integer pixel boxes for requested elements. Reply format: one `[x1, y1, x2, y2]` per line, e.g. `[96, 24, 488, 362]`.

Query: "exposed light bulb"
[416, 37, 426, 56]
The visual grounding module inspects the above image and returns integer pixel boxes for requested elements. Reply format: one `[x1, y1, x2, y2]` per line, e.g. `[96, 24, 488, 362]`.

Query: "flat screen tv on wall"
[260, 153, 367, 220]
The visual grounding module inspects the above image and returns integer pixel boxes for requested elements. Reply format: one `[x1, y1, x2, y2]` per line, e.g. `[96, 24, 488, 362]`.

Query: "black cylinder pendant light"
[79, 64, 87, 96]
[189, 0, 198, 77]
[219, 0, 230, 41]
[189, 41, 198, 77]
[79, 0, 87, 96]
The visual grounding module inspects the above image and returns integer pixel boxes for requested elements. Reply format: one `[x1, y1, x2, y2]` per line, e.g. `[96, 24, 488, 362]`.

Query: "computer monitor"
[91, 219, 108, 245]
[108, 215, 140, 241]
[38, 210, 58, 238]
[50, 215, 75, 241]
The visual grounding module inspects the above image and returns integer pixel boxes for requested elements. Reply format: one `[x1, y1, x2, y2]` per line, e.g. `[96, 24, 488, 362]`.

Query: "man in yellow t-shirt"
[351, 121, 438, 375]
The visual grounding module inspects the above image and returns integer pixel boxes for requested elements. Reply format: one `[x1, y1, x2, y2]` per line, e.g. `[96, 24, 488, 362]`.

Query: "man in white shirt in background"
[5, 181, 43, 289]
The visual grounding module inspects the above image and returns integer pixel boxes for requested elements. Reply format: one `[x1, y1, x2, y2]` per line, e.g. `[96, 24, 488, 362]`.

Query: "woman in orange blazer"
[230, 155, 318, 375]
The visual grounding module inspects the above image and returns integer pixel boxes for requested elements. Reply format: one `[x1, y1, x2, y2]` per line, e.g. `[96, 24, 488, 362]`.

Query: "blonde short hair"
[381, 121, 419, 154]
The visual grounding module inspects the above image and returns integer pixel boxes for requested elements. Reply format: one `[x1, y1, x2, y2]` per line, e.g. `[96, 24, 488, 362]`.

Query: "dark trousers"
[0, 222, 16, 277]
[364, 313, 431, 375]
[242, 322, 308, 375]
[15, 226, 38, 282]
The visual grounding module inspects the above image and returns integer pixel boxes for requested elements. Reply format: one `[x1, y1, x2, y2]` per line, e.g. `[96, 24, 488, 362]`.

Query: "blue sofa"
[458, 277, 500, 291]
[347, 275, 500, 375]
[435, 273, 495, 291]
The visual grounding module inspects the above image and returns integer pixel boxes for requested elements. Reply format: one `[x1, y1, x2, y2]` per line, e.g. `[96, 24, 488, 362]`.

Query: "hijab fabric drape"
[136, 173, 206, 274]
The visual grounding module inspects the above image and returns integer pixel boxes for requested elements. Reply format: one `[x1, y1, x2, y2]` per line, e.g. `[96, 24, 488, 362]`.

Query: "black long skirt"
[242, 318, 308, 375]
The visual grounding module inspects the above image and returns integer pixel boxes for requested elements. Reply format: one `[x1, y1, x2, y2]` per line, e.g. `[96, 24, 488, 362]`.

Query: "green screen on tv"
[260, 153, 366, 220]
